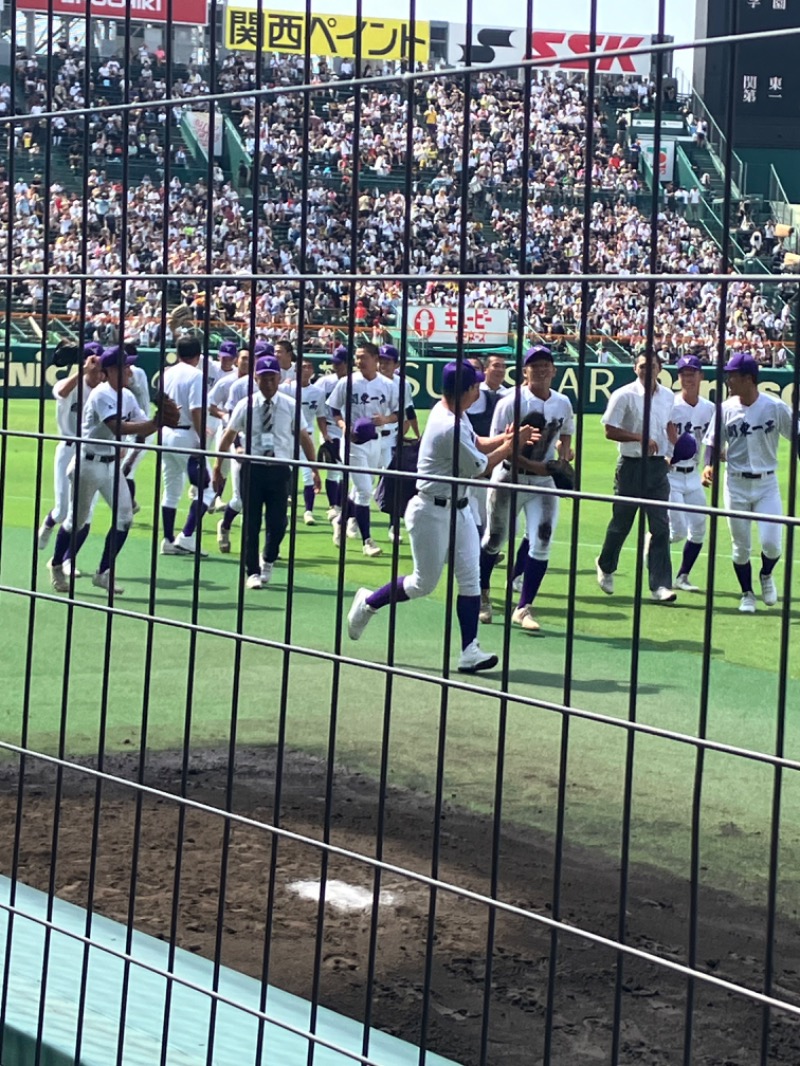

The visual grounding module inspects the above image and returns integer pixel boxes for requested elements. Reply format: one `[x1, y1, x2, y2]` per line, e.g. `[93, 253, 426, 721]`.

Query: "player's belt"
[84, 452, 115, 464]
[380, 429, 393, 437]
[63, 441, 74, 448]
[733, 471, 775, 480]
[433, 496, 469, 509]
[175, 424, 192, 429]
[673, 465, 696, 474]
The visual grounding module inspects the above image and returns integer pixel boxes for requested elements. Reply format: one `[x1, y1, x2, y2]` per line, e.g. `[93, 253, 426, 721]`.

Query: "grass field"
[2, 399, 800, 913]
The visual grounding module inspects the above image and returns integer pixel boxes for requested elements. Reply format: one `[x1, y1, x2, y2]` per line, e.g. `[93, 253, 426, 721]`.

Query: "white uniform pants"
[724, 471, 783, 564]
[468, 484, 488, 530]
[50, 441, 76, 523]
[160, 428, 216, 510]
[484, 472, 559, 561]
[668, 469, 707, 543]
[379, 431, 395, 470]
[404, 494, 480, 598]
[346, 438, 382, 506]
[64, 455, 132, 533]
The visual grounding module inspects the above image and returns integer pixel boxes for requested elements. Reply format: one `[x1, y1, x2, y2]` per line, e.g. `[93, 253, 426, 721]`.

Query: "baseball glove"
[546, 459, 576, 491]
[168, 303, 196, 334]
[316, 439, 341, 466]
[51, 340, 81, 368]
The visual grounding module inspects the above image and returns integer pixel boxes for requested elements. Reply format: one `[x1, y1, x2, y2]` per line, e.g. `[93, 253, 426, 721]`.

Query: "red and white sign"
[16, 0, 208, 25]
[408, 306, 510, 345]
[531, 30, 652, 76]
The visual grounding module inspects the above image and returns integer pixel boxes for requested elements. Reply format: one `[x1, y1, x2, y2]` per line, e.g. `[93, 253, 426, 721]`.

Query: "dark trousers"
[243, 463, 290, 576]
[598, 457, 672, 592]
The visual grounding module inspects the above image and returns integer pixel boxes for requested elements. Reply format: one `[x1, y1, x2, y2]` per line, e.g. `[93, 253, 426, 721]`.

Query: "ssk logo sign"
[448, 25, 652, 77]
[530, 30, 651, 75]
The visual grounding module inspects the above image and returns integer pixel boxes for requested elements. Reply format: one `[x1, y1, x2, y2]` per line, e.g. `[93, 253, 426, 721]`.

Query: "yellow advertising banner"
[225, 6, 430, 61]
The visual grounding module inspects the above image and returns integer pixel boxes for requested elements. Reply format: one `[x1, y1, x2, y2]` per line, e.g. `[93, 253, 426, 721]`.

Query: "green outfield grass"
[1, 399, 800, 913]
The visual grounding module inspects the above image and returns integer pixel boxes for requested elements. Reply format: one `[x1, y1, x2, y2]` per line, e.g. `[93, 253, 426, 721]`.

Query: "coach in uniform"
[481, 345, 574, 631]
[346, 361, 534, 674]
[327, 341, 398, 557]
[595, 351, 678, 603]
[702, 351, 797, 613]
[213, 355, 319, 590]
[668, 354, 715, 592]
[49, 346, 179, 594]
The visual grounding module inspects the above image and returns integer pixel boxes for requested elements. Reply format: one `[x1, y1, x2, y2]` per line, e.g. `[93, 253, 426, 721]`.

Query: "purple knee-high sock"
[162, 506, 176, 542]
[519, 557, 548, 608]
[98, 527, 129, 573]
[126, 477, 136, 504]
[182, 499, 207, 537]
[733, 561, 753, 594]
[52, 526, 72, 566]
[761, 552, 779, 577]
[65, 523, 91, 562]
[679, 540, 703, 577]
[44, 512, 56, 529]
[513, 537, 530, 578]
[326, 480, 340, 507]
[366, 576, 409, 611]
[480, 549, 498, 592]
[456, 594, 481, 651]
[303, 485, 316, 512]
[221, 505, 239, 531]
[339, 496, 350, 525]
[355, 503, 371, 541]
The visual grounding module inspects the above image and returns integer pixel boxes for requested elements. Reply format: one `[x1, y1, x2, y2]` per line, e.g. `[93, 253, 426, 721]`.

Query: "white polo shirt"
[602, 380, 675, 458]
[228, 390, 304, 461]
[81, 383, 147, 458]
[703, 392, 795, 475]
[416, 401, 488, 499]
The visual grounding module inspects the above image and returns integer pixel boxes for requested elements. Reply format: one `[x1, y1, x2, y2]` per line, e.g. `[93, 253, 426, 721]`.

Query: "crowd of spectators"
[2, 44, 794, 363]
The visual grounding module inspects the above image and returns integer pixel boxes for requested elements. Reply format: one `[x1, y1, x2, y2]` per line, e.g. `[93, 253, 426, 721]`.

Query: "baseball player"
[202, 341, 239, 511]
[702, 351, 797, 613]
[159, 334, 217, 557]
[327, 341, 399, 557]
[38, 345, 104, 561]
[212, 355, 319, 589]
[346, 361, 535, 674]
[596, 352, 678, 603]
[466, 353, 510, 535]
[668, 354, 715, 592]
[280, 357, 326, 525]
[276, 339, 296, 384]
[377, 343, 419, 543]
[316, 345, 349, 520]
[120, 344, 152, 515]
[215, 349, 256, 552]
[48, 347, 179, 594]
[481, 345, 575, 632]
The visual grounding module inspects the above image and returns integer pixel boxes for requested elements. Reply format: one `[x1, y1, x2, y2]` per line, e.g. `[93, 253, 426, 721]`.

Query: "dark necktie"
[262, 399, 274, 456]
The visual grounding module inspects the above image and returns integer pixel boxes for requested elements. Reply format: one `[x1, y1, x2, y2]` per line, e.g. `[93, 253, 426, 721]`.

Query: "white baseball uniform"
[485, 386, 575, 561]
[327, 372, 398, 506]
[160, 361, 215, 510]
[279, 378, 320, 488]
[318, 371, 345, 484]
[378, 373, 414, 468]
[51, 378, 93, 524]
[64, 383, 145, 533]
[403, 401, 488, 600]
[123, 364, 153, 478]
[466, 383, 508, 528]
[668, 395, 715, 544]
[703, 391, 796, 564]
[208, 368, 238, 478]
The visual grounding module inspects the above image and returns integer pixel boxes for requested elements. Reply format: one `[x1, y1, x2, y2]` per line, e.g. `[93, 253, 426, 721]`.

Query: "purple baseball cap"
[253, 340, 275, 358]
[379, 344, 400, 362]
[725, 351, 759, 377]
[352, 416, 378, 444]
[332, 345, 349, 365]
[218, 340, 238, 359]
[524, 345, 554, 366]
[442, 361, 484, 393]
[676, 354, 703, 372]
[255, 355, 281, 376]
[671, 432, 698, 465]
[83, 342, 103, 358]
[99, 345, 137, 369]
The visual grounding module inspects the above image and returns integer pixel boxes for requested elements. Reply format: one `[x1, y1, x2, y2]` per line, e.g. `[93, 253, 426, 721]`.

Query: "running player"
[668, 354, 715, 592]
[280, 357, 326, 524]
[702, 351, 797, 613]
[327, 341, 399, 557]
[346, 361, 535, 673]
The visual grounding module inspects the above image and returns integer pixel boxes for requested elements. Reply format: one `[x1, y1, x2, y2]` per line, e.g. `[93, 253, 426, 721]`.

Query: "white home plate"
[289, 879, 396, 912]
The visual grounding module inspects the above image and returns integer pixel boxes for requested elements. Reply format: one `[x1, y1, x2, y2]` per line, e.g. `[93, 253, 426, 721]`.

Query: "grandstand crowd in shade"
[2, 41, 796, 364]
